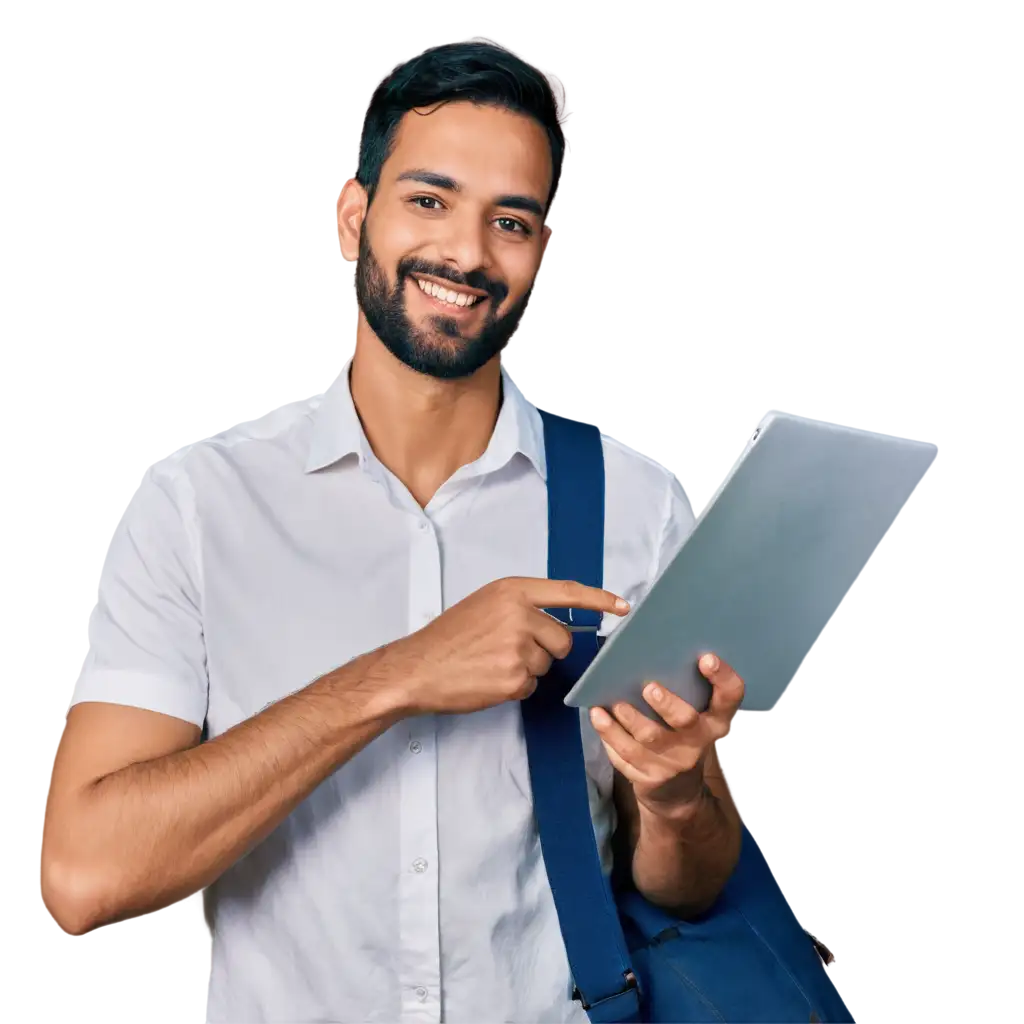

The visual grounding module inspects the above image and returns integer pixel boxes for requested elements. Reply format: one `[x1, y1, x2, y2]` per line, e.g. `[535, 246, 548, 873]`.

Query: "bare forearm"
[49, 646, 409, 931]
[632, 785, 742, 918]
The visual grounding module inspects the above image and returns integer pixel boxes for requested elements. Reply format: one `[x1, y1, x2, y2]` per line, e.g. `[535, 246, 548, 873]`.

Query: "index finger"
[515, 577, 630, 615]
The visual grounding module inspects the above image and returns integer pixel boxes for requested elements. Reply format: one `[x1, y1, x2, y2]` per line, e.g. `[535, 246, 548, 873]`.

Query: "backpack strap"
[520, 409, 642, 1022]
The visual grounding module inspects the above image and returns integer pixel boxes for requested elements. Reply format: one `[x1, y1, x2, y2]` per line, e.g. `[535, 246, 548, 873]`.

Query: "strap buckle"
[572, 969, 638, 1011]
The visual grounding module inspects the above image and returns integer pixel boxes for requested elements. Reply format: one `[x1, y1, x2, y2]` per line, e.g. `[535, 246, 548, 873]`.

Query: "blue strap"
[520, 410, 642, 1023]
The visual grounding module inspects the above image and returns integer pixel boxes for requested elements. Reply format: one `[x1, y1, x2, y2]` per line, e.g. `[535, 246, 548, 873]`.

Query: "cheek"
[497, 253, 540, 305]
[366, 212, 421, 274]
[388, 218, 428, 255]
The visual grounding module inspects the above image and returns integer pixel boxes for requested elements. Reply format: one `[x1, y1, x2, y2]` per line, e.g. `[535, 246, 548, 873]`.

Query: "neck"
[349, 324, 503, 509]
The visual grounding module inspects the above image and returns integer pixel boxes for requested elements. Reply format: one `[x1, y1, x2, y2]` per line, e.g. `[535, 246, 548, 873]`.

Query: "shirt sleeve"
[68, 462, 209, 727]
[652, 472, 697, 582]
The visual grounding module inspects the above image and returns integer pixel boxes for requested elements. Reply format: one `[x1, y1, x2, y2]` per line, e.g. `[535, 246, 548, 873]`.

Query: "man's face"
[352, 101, 552, 380]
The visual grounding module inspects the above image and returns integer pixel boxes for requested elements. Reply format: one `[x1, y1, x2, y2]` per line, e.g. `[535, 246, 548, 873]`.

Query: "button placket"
[398, 510, 443, 1019]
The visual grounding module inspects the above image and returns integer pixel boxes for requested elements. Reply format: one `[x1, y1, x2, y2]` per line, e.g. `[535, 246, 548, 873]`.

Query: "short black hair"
[355, 39, 567, 217]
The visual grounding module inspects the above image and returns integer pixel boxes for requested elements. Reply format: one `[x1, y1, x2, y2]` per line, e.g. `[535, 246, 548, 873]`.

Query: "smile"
[411, 275, 487, 309]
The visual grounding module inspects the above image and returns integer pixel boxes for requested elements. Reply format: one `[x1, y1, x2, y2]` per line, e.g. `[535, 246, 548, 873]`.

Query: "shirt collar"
[304, 359, 547, 481]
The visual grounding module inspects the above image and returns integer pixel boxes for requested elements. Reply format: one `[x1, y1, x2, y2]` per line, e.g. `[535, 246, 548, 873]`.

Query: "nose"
[436, 206, 492, 281]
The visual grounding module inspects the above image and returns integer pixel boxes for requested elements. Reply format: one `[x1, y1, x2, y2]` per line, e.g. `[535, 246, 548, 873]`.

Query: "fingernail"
[591, 707, 610, 726]
[615, 598, 630, 612]
[701, 653, 719, 673]
[645, 683, 662, 701]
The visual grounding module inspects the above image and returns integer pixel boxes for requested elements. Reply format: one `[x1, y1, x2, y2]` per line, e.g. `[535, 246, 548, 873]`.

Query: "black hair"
[355, 39, 567, 216]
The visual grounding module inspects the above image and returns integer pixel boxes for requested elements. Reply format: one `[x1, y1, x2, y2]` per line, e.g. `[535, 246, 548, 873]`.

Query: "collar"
[303, 359, 547, 481]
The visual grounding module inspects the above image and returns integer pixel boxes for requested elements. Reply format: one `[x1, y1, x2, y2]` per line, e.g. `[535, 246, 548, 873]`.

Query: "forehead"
[382, 101, 552, 205]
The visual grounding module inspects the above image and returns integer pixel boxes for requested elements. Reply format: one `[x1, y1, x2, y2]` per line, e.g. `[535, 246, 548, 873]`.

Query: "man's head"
[337, 40, 565, 380]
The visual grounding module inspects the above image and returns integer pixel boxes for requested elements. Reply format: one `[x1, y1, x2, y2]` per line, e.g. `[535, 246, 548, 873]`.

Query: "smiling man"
[42, 39, 743, 1023]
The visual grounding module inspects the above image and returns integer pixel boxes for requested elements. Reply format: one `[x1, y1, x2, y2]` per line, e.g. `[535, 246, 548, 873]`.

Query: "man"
[42, 39, 745, 1023]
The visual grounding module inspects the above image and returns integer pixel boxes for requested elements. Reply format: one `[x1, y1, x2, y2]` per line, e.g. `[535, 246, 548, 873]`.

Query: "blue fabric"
[520, 409, 855, 1023]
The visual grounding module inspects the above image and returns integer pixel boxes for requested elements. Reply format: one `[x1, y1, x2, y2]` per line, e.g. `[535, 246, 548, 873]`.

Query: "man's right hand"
[385, 577, 630, 716]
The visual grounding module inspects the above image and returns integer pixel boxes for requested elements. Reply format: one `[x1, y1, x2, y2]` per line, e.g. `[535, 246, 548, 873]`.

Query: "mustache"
[397, 256, 509, 304]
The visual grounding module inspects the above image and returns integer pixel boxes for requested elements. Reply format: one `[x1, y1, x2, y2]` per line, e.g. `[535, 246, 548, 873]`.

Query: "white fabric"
[70, 360, 696, 1023]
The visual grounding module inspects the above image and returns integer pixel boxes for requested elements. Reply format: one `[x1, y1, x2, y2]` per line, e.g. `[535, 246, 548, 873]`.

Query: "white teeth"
[415, 277, 479, 308]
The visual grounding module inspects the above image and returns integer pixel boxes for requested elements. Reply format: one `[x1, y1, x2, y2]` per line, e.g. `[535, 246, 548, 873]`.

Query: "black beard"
[354, 229, 534, 380]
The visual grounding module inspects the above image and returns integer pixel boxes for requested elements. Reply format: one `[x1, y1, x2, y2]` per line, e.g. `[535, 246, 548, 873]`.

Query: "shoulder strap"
[520, 410, 642, 1023]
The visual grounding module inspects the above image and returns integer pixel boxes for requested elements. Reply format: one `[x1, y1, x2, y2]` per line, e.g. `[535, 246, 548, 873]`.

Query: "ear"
[337, 179, 368, 262]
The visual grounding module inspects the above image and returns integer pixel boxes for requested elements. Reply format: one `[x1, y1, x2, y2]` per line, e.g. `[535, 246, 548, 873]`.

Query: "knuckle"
[557, 631, 573, 659]
[500, 644, 523, 676]
[500, 595, 525, 625]
[675, 705, 699, 729]
[514, 604, 533, 632]
[517, 677, 538, 700]
[503, 625, 522, 649]
[518, 666, 535, 691]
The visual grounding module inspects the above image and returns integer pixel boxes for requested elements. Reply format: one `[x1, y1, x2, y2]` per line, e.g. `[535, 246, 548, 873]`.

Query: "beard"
[354, 228, 534, 380]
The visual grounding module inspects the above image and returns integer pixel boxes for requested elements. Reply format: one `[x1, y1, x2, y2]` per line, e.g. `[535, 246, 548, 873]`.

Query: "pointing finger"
[519, 577, 630, 615]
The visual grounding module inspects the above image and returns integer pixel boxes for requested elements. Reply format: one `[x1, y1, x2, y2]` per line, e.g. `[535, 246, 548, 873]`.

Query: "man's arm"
[612, 742, 743, 919]
[604, 473, 744, 916]
[43, 576, 626, 937]
[41, 645, 407, 936]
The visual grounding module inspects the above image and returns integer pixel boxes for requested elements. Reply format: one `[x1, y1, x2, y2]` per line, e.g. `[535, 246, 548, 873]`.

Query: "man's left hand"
[589, 653, 745, 819]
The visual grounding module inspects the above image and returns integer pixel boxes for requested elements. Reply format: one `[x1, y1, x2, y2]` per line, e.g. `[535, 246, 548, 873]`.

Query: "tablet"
[563, 410, 937, 718]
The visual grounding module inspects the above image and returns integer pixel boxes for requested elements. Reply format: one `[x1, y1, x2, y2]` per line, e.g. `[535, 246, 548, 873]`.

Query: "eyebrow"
[395, 169, 545, 218]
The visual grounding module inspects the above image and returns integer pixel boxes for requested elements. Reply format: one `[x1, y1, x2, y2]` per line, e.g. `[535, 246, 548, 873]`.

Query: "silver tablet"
[563, 411, 937, 718]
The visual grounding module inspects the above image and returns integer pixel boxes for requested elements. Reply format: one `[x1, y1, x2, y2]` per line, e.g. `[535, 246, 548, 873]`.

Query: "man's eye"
[410, 196, 442, 210]
[497, 217, 531, 236]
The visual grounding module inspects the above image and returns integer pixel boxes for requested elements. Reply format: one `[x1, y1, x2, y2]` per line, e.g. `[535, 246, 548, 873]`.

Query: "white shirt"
[70, 361, 696, 1023]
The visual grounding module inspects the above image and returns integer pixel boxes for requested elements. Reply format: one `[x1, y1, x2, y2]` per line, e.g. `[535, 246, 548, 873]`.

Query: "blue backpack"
[520, 410, 854, 1023]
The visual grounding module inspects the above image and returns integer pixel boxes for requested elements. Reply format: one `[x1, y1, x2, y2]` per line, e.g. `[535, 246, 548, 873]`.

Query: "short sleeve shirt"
[70, 361, 696, 1023]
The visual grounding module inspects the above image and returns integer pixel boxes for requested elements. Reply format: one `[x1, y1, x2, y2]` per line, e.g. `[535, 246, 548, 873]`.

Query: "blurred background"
[2, 1, 1020, 1020]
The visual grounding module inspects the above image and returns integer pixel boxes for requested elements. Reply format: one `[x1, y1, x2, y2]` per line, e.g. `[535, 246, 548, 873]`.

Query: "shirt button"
[412, 857, 428, 873]
[418, 520, 428, 531]
[415, 987, 428, 1001]
[409, 740, 422, 754]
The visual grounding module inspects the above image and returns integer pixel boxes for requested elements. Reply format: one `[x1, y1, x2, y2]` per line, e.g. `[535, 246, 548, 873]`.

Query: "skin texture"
[42, 100, 742, 940]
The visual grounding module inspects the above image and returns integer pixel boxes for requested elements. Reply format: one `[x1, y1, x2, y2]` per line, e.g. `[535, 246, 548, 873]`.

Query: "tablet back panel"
[564, 411, 937, 715]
